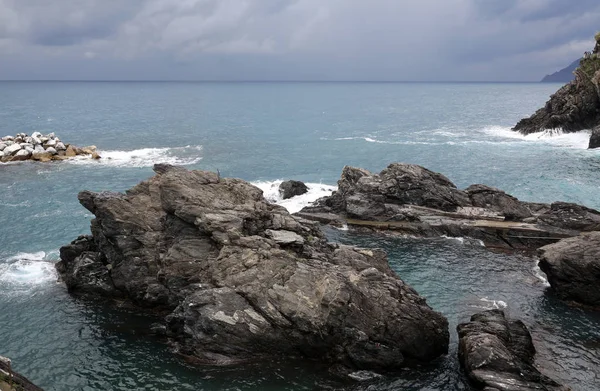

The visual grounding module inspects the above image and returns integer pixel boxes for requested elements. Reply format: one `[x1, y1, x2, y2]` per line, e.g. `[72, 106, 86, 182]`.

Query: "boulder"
[31, 131, 42, 138]
[1, 135, 14, 141]
[65, 145, 76, 157]
[81, 145, 97, 154]
[465, 184, 532, 221]
[56, 142, 66, 150]
[3, 143, 21, 156]
[45, 147, 57, 155]
[56, 164, 449, 371]
[538, 231, 600, 306]
[44, 139, 57, 147]
[279, 180, 309, 200]
[32, 151, 53, 162]
[458, 310, 567, 391]
[590, 126, 600, 149]
[0, 143, 6, 151]
[91, 151, 101, 159]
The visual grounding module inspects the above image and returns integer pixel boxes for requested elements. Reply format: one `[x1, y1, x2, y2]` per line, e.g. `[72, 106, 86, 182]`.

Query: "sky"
[0, 0, 598, 81]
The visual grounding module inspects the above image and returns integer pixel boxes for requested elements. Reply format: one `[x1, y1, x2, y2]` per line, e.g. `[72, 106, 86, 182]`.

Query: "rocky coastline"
[56, 164, 449, 374]
[512, 33, 600, 149]
[0, 132, 100, 163]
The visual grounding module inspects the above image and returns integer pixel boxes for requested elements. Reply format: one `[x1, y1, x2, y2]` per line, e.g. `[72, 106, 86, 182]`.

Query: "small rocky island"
[0, 132, 100, 163]
[56, 164, 449, 374]
[513, 32, 600, 148]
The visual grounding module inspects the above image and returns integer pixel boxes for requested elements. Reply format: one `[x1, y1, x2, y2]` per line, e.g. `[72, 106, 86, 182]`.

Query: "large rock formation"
[538, 231, 600, 307]
[0, 132, 99, 163]
[298, 163, 600, 251]
[457, 310, 567, 391]
[0, 356, 44, 391]
[56, 164, 449, 372]
[513, 34, 600, 135]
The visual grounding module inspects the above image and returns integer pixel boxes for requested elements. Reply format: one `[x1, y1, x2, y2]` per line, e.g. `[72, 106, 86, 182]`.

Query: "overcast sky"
[0, 0, 598, 81]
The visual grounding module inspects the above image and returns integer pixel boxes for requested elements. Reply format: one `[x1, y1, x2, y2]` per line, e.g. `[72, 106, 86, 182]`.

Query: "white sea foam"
[68, 145, 203, 168]
[482, 126, 591, 149]
[252, 180, 336, 214]
[441, 235, 485, 247]
[0, 251, 57, 289]
[533, 260, 551, 287]
[472, 297, 508, 310]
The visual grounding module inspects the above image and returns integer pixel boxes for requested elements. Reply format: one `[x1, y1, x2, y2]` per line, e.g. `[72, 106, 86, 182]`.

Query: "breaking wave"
[482, 126, 591, 149]
[68, 145, 203, 168]
[253, 180, 336, 214]
[0, 251, 58, 291]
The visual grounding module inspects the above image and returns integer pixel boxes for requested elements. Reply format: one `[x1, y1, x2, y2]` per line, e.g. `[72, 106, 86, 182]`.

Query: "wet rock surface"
[56, 164, 449, 371]
[539, 231, 600, 307]
[457, 310, 568, 391]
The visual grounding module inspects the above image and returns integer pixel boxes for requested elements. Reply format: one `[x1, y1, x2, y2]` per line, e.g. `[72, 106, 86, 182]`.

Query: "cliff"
[513, 33, 600, 135]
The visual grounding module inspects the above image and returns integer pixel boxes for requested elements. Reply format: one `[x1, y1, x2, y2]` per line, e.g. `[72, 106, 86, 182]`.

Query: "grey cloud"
[0, 0, 598, 81]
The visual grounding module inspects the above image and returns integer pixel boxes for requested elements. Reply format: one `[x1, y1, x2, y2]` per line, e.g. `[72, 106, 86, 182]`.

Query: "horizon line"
[0, 79, 552, 84]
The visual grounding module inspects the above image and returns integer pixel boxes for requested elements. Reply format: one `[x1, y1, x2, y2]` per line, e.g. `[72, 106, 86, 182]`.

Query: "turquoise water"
[1, 82, 599, 390]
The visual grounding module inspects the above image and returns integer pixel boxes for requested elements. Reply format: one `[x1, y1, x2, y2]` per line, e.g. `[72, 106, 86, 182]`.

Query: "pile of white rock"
[0, 132, 100, 163]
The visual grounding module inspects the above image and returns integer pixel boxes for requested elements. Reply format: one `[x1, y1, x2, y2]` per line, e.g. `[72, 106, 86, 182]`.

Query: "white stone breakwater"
[0, 132, 101, 163]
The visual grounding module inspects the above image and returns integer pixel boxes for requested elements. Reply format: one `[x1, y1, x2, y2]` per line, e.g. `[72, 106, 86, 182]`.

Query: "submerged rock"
[56, 164, 449, 371]
[299, 163, 599, 251]
[279, 180, 309, 199]
[457, 310, 567, 391]
[513, 34, 600, 135]
[539, 231, 600, 307]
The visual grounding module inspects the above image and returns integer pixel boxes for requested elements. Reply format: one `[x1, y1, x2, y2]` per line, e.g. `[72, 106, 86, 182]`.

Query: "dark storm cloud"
[0, 0, 598, 81]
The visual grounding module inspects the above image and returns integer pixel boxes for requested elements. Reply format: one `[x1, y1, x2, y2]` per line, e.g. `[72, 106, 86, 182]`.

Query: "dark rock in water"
[589, 126, 600, 149]
[299, 163, 600, 251]
[56, 164, 449, 371]
[513, 35, 600, 135]
[539, 231, 600, 307]
[279, 180, 309, 199]
[0, 356, 44, 391]
[457, 310, 568, 391]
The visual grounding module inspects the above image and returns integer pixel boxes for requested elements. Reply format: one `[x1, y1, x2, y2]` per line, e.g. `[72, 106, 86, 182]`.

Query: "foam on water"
[253, 180, 336, 214]
[482, 126, 591, 149]
[0, 251, 57, 289]
[472, 297, 508, 310]
[68, 145, 203, 168]
[533, 260, 551, 287]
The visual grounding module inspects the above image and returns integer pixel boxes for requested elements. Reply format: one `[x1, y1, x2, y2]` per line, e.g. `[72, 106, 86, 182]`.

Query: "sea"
[0, 81, 599, 391]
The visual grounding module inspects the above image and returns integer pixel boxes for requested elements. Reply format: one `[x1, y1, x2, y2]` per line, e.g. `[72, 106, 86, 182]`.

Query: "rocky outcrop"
[589, 125, 600, 148]
[0, 132, 100, 163]
[279, 180, 309, 199]
[513, 34, 600, 135]
[538, 231, 600, 307]
[298, 163, 600, 251]
[457, 310, 568, 391]
[0, 356, 44, 391]
[56, 164, 449, 372]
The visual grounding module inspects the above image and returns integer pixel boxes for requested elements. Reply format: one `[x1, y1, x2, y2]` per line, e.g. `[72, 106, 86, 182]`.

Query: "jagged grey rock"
[458, 310, 568, 391]
[56, 164, 449, 371]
